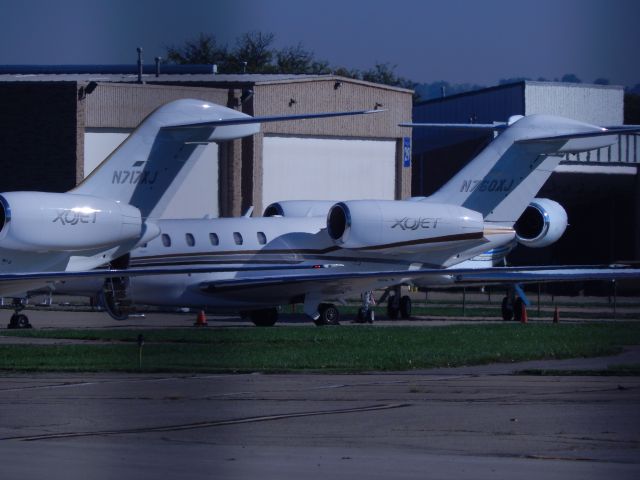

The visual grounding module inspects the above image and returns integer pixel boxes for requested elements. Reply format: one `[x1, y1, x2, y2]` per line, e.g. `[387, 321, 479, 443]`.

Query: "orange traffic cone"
[194, 310, 208, 327]
[520, 301, 528, 324]
[553, 306, 560, 324]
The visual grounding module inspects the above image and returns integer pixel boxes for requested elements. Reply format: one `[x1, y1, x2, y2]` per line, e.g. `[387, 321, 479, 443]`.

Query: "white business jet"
[1, 98, 382, 327]
[50, 114, 640, 326]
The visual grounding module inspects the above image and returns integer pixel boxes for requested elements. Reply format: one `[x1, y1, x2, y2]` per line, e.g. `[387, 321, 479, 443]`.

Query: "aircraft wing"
[198, 265, 640, 297]
[448, 266, 640, 284]
[0, 263, 343, 297]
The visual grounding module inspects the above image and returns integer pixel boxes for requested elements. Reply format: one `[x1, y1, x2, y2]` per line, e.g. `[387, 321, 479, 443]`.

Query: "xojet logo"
[53, 208, 98, 225]
[391, 217, 439, 230]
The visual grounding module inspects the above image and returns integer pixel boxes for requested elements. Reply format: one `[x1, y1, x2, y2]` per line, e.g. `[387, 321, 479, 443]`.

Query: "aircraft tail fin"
[413, 114, 640, 226]
[72, 99, 259, 219]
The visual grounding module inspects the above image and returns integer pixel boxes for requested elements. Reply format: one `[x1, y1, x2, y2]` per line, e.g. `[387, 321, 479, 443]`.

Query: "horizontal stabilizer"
[170, 108, 386, 129]
[399, 122, 506, 131]
[517, 126, 640, 144]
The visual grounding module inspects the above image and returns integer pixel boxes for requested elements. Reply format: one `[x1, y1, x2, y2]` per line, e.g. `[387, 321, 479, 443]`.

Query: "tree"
[561, 73, 582, 83]
[165, 32, 419, 91]
[276, 44, 330, 74]
[593, 78, 610, 85]
[230, 31, 275, 73]
[361, 63, 416, 90]
[166, 33, 229, 67]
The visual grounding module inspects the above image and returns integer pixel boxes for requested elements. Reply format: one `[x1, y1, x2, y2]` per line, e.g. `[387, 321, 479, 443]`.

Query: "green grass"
[2, 323, 640, 373]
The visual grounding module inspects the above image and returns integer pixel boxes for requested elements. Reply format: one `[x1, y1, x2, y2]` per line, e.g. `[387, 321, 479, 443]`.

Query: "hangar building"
[0, 68, 412, 218]
[411, 81, 640, 267]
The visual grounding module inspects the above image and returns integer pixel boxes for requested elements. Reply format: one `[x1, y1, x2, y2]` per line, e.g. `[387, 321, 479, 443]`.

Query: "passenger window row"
[160, 231, 267, 248]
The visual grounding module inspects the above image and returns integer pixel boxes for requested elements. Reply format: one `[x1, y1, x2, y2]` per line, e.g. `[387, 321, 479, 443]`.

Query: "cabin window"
[161, 234, 171, 247]
[233, 232, 243, 245]
[209, 233, 219, 246]
[257, 232, 267, 245]
[185, 233, 195, 247]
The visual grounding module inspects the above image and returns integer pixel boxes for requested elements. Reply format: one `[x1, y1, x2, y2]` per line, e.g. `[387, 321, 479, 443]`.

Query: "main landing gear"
[385, 287, 412, 320]
[7, 299, 32, 329]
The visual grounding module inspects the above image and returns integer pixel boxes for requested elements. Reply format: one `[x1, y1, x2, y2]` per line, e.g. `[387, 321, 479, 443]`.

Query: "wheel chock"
[520, 301, 528, 324]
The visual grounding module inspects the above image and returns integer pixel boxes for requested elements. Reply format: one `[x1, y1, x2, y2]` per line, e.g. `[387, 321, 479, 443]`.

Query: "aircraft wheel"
[250, 308, 278, 327]
[7, 313, 32, 329]
[387, 297, 400, 320]
[501, 297, 514, 321]
[400, 295, 412, 319]
[314, 304, 340, 326]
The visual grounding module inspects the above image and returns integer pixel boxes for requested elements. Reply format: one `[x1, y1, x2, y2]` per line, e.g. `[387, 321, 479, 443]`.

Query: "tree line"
[166, 31, 640, 112]
[165, 31, 416, 90]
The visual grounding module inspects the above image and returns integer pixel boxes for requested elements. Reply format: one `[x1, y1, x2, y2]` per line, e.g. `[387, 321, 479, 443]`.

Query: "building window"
[209, 233, 219, 246]
[185, 233, 195, 247]
[257, 232, 267, 245]
[233, 232, 243, 245]
[161, 234, 171, 247]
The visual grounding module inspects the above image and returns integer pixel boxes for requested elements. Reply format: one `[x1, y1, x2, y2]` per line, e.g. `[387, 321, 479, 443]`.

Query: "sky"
[0, 0, 639, 87]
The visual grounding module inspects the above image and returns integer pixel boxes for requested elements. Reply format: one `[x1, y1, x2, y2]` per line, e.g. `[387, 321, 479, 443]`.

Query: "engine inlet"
[0, 194, 10, 234]
[327, 203, 350, 240]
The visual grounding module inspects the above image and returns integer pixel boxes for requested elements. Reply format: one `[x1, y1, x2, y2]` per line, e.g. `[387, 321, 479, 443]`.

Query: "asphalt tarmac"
[1, 309, 639, 479]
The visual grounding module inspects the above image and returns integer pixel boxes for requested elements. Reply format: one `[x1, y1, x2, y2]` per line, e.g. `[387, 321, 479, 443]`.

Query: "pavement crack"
[3, 403, 412, 442]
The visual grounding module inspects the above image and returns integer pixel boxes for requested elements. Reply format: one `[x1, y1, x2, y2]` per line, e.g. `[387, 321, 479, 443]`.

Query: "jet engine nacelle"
[0, 192, 143, 252]
[264, 200, 337, 218]
[514, 198, 567, 248]
[327, 200, 484, 250]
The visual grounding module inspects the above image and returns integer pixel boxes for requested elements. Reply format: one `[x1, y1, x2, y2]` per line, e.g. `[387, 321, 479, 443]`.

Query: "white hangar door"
[83, 129, 220, 218]
[262, 137, 396, 208]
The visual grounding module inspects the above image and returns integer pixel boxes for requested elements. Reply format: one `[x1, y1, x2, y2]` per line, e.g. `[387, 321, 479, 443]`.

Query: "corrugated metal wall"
[524, 82, 634, 164]
[524, 82, 623, 124]
[412, 83, 524, 153]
